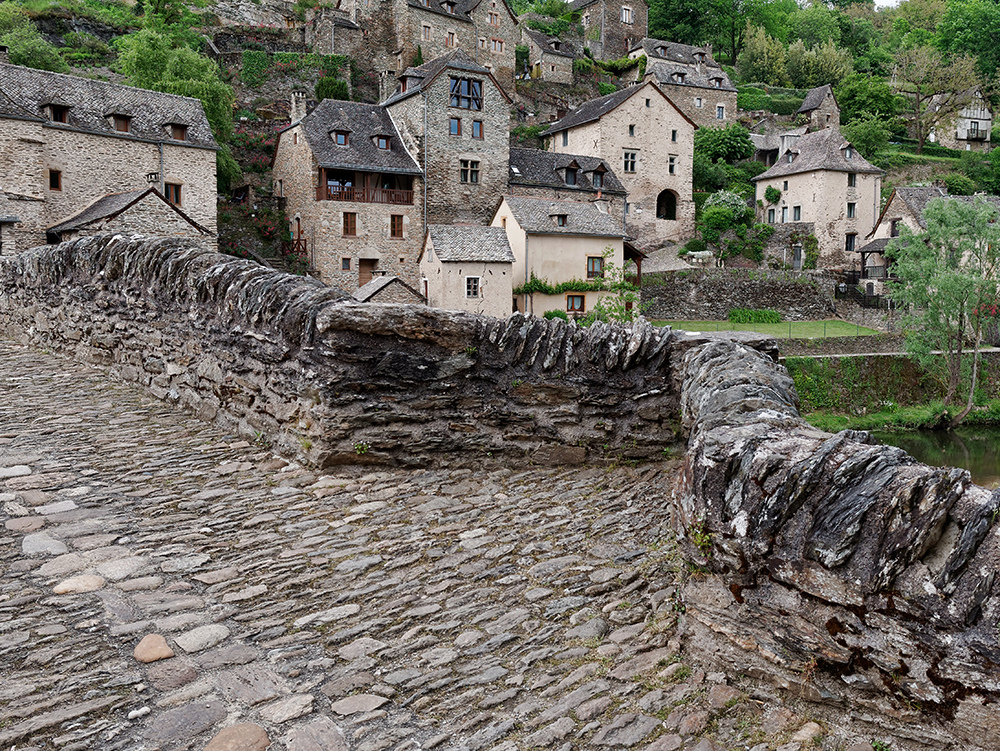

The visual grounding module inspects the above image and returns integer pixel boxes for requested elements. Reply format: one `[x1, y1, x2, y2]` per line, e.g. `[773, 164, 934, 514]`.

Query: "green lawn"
[653, 320, 880, 339]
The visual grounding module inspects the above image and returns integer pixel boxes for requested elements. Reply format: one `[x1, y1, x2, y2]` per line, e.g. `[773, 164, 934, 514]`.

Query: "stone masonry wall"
[643, 268, 837, 320]
[0, 235, 764, 469]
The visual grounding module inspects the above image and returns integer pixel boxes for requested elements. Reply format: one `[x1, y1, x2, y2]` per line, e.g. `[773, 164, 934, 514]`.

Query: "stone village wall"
[0, 235, 771, 469]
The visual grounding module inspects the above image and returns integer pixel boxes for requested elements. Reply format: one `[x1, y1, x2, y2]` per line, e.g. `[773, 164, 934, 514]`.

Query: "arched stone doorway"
[656, 190, 677, 220]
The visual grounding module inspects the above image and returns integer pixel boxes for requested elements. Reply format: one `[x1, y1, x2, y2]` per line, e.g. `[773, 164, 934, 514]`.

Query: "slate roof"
[646, 60, 737, 92]
[873, 186, 1000, 234]
[752, 127, 882, 181]
[523, 28, 576, 59]
[508, 148, 626, 194]
[569, 0, 599, 11]
[857, 237, 891, 255]
[631, 38, 714, 66]
[382, 50, 511, 106]
[426, 225, 514, 262]
[501, 195, 623, 237]
[0, 63, 217, 149]
[544, 82, 695, 135]
[797, 84, 835, 114]
[46, 187, 210, 235]
[295, 100, 421, 175]
[353, 275, 425, 302]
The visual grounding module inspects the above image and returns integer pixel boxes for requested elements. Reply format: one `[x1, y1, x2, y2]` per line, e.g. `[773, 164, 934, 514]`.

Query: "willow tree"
[886, 196, 1000, 425]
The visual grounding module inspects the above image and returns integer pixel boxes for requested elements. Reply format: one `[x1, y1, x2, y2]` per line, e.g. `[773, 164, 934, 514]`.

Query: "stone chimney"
[0, 46, 9, 65]
[290, 90, 307, 123]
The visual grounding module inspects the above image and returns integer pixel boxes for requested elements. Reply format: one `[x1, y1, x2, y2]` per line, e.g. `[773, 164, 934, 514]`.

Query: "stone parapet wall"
[0, 235, 765, 469]
[643, 268, 837, 321]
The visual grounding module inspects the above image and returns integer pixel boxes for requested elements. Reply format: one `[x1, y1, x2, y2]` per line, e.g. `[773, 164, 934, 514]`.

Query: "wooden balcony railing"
[315, 186, 414, 204]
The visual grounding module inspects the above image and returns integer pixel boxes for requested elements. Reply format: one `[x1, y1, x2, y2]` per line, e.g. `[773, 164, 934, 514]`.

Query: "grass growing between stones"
[653, 320, 879, 339]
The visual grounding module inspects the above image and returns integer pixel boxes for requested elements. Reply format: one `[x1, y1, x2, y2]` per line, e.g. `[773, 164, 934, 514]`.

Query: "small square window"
[335, 131, 349, 146]
[848, 172, 857, 187]
[342, 257, 352, 270]
[479, 37, 487, 49]
[587, 256, 604, 278]
[793, 205, 801, 221]
[50, 105, 69, 123]
[49, 169, 62, 191]
[491, 38, 504, 53]
[165, 183, 182, 206]
[466, 276, 480, 298]
[450, 117, 461, 136]
[567, 294, 585, 312]
[695, 97, 703, 108]
[171, 124, 188, 140]
[343, 212, 357, 236]
[472, 120, 483, 139]
[377, 135, 390, 149]
[460, 159, 480, 183]
[113, 114, 131, 133]
[555, 214, 567, 226]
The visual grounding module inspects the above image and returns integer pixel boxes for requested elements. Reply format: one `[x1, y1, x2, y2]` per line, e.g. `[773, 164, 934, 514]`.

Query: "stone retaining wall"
[643, 268, 837, 321]
[0, 235, 775, 469]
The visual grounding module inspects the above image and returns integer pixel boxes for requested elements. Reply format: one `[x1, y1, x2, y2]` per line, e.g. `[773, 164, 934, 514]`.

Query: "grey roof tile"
[634, 38, 736, 92]
[298, 99, 421, 174]
[543, 84, 645, 134]
[797, 84, 835, 114]
[353, 275, 425, 301]
[383, 50, 509, 106]
[502, 195, 623, 236]
[523, 28, 577, 59]
[0, 62, 217, 149]
[888, 186, 1000, 230]
[752, 127, 882, 181]
[427, 225, 514, 262]
[46, 187, 210, 234]
[508, 148, 626, 194]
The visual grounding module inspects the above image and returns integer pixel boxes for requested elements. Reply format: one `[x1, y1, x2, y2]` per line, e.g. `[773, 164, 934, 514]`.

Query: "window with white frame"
[620, 6, 632, 23]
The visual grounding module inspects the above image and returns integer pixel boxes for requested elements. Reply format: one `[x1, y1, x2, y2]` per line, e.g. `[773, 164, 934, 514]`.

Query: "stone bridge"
[0, 236, 997, 751]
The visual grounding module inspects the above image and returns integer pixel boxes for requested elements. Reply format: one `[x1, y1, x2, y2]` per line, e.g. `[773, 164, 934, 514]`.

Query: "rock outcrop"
[676, 338, 1000, 749]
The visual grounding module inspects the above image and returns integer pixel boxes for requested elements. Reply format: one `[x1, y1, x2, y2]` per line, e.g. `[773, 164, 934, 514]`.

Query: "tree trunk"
[952, 327, 983, 427]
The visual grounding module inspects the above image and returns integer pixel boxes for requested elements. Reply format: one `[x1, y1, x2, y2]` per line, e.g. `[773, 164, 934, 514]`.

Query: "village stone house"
[629, 39, 737, 128]
[544, 81, 696, 250]
[420, 224, 514, 317]
[315, 0, 519, 97]
[753, 127, 883, 270]
[492, 195, 624, 316]
[0, 60, 217, 254]
[508, 147, 627, 225]
[352, 274, 427, 303]
[384, 51, 512, 226]
[271, 99, 424, 290]
[570, 0, 647, 61]
[45, 187, 211, 245]
[796, 84, 840, 132]
[522, 28, 576, 84]
[928, 90, 993, 153]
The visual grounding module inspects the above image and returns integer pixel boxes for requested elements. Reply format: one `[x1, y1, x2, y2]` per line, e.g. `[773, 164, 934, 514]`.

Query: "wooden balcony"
[315, 186, 414, 204]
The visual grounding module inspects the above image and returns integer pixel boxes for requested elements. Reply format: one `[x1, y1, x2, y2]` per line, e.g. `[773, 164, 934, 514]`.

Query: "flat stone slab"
[292, 603, 360, 629]
[175, 624, 229, 653]
[52, 575, 105, 594]
[134, 633, 175, 663]
[143, 697, 226, 746]
[203, 724, 270, 751]
[37, 553, 87, 577]
[147, 660, 198, 691]
[0, 465, 31, 479]
[35, 500, 78, 515]
[218, 665, 284, 706]
[284, 717, 348, 751]
[5, 517, 44, 533]
[337, 637, 386, 660]
[22, 532, 67, 556]
[330, 694, 389, 715]
[592, 714, 660, 746]
[259, 694, 314, 724]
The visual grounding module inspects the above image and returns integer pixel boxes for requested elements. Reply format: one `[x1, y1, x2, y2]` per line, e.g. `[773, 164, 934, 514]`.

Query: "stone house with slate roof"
[420, 224, 514, 317]
[352, 274, 426, 303]
[272, 98, 424, 290]
[46, 187, 211, 245]
[797, 85, 840, 132]
[753, 126, 883, 269]
[384, 51, 512, 226]
[544, 81, 696, 250]
[492, 195, 624, 316]
[629, 38, 737, 128]
[522, 28, 576, 84]
[571, 0, 647, 61]
[0, 61, 217, 253]
[928, 90, 993, 153]
[508, 147, 626, 227]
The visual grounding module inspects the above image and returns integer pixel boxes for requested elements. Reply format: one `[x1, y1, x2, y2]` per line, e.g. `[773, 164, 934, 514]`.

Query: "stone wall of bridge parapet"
[0, 235, 774, 469]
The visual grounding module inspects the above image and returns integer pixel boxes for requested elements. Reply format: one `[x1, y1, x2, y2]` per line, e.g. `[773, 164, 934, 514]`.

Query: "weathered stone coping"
[676, 337, 1000, 748]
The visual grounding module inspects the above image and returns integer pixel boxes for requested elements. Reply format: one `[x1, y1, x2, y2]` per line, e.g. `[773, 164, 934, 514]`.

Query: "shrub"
[944, 173, 978, 196]
[683, 238, 707, 254]
[764, 185, 781, 204]
[729, 308, 781, 323]
[598, 81, 616, 96]
[240, 49, 270, 87]
[543, 309, 570, 321]
[316, 76, 349, 101]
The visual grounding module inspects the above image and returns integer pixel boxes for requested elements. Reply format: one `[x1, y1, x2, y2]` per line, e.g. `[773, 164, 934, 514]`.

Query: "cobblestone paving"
[0, 342, 865, 751]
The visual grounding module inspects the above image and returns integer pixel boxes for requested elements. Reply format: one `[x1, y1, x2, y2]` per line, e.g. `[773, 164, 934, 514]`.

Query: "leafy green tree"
[892, 45, 979, 154]
[648, 0, 713, 48]
[693, 152, 729, 192]
[786, 39, 852, 88]
[788, 4, 841, 49]
[937, 0, 1000, 82]
[316, 77, 350, 101]
[737, 24, 788, 85]
[694, 123, 754, 164]
[579, 248, 647, 325]
[835, 72, 901, 125]
[0, 2, 68, 72]
[887, 196, 1000, 423]
[842, 113, 891, 161]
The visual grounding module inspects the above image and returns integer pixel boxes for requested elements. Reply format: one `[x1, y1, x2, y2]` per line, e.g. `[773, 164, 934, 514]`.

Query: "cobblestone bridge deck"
[1, 341, 866, 751]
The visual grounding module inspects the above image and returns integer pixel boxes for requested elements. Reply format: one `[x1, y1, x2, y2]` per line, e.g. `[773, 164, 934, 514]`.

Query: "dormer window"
[50, 105, 69, 123]
[656, 46, 666, 56]
[554, 214, 568, 227]
[565, 168, 577, 186]
[711, 78, 722, 88]
[169, 124, 188, 140]
[551, 40, 560, 51]
[376, 135, 390, 149]
[592, 171, 603, 189]
[444, 1, 455, 13]
[673, 72, 685, 83]
[112, 114, 131, 133]
[334, 131, 349, 146]
[787, 153, 794, 163]
[845, 147, 853, 159]
[696, 52, 706, 63]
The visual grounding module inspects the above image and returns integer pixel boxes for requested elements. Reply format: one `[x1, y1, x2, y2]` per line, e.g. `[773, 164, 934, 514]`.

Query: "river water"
[872, 428, 1000, 489]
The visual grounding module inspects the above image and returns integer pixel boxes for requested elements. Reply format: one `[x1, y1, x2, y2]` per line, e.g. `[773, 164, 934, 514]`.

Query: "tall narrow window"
[561, 131, 568, 147]
[49, 169, 62, 191]
[781, 206, 788, 223]
[165, 183, 182, 206]
[847, 172, 857, 187]
[592, 172, 603, 189]
[623, 151, 636, 172]
[343, 212, 357, 236]
[450, 117, 461, 136]
[846, 233, 857, 253]
[390, 214, 403, 238]
[565, 168, 577, 186]
[587, 256, 604, 278]
[472, 120, 483, 139]
[620, 6, 632, 23]
[446, 31, 456, 47]
[671, 129, 677, 142]
[716, 105, 725, 120]
[668, 155, 676, 175]
[422, 24, 431, 40]
[628, 124, 635, 137]
[793, 205, 801, 221]
[847, 202, 856, 219]
[767, 208, 775, 223]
